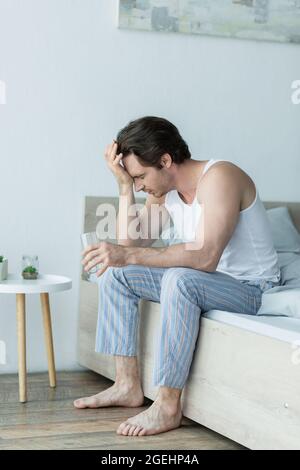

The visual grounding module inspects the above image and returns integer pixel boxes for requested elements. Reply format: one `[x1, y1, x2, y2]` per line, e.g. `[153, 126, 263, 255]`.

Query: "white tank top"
[164, 159, 280, 282]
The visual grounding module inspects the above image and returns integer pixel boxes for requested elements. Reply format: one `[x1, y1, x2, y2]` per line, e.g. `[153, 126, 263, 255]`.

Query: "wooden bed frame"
[78, 196, 300, 450]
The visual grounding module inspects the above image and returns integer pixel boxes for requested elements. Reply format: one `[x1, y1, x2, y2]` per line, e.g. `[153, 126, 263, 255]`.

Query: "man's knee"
[97, 264, 137, 290]
[161, 267, 192, 291]
[160, 267, 212, 299]
[97, 266, 120, 289]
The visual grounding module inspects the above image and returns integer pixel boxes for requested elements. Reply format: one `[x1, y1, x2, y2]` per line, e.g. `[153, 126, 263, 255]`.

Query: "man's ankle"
[155, 386, 182, 411]
[114, 376, 141, 389]
[154, 396, 182, 414]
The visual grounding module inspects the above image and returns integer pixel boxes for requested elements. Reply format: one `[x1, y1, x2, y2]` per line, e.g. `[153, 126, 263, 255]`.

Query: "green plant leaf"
[23, 266, 37, 273]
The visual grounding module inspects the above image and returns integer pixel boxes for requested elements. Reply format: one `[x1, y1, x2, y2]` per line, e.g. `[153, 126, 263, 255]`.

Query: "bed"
[77, 196, 300, 450]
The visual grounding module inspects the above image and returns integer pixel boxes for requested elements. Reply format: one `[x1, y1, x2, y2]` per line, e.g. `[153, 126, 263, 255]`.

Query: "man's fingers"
[109, 142, 118, 161]
[104, 143, 121, 168]
[104, 140, 117, 160]
[81, 243, 100, 257]
[82, 250, 102, 266]
[84, 255, 104, 272]
[96, 263, 109, 277]
[112, 153, 123, 166]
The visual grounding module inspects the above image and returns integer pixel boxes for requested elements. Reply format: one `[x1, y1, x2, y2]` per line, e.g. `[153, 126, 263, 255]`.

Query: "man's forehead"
[122, 154, 145, 176]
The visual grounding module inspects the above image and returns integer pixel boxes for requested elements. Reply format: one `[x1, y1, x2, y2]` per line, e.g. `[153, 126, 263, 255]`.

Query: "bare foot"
[73, 382, 144, 409]
[116, 400, 183, 436]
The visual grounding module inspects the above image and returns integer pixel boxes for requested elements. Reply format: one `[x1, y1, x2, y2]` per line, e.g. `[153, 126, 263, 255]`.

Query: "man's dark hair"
[116, 116, 191, 169]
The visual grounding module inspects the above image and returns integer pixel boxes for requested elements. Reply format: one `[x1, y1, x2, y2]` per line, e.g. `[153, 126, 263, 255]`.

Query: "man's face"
[122, 153, 172, 198]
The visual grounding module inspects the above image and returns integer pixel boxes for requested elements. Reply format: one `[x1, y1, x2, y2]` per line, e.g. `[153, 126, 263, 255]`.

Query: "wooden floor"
[0, 370, 245, 450]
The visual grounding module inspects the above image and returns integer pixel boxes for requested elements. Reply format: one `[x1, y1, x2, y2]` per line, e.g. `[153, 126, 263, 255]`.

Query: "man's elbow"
[192, 253, 219, 272]
[204, 262, 218, 273]
[197, 262, 218, 273]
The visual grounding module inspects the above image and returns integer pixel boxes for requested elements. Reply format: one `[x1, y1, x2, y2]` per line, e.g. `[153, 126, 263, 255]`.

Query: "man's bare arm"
[116, 184, 140, 247]
[117, 189, 170, 248]
[104, 140, 141, 247]
[124, 242, 214, 271]
[124, 165, 242, 271]
[83, 162, 242, 276]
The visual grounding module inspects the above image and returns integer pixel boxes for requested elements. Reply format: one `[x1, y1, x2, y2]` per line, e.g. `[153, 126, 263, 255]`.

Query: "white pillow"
[257, 288, 300, 319]
[257, 251, 300, 318]
[266, 206, 300, 253]
[278, 253, 300, 288]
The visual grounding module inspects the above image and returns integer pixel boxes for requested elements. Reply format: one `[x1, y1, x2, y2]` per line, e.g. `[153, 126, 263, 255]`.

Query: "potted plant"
[22, 255, 39, 280]
[0, 256, 8, 281]
[22, 265, 38, 280]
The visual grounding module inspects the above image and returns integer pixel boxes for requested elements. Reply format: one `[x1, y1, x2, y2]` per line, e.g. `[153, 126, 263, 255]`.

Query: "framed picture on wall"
[118, 0, 300, 44]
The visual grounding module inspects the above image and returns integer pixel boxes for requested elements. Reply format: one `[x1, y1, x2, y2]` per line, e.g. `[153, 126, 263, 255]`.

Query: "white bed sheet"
[203, 309, 300, 344]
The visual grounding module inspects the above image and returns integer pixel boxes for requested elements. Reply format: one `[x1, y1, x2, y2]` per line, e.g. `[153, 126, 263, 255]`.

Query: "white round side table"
[0, 273, 72, 403]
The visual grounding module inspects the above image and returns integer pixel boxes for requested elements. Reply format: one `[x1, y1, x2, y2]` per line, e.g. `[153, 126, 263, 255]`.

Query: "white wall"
[0, 0, 299, 373]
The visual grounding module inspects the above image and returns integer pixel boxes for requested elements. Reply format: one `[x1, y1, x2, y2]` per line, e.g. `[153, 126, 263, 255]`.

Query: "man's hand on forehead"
[104, 139, 133, 186]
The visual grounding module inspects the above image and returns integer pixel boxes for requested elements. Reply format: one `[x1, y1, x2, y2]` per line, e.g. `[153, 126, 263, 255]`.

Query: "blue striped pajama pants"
[94, 265, 263, 389]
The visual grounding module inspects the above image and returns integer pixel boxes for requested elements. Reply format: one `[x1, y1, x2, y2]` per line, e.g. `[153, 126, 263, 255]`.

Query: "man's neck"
[173, 159, 208, 204]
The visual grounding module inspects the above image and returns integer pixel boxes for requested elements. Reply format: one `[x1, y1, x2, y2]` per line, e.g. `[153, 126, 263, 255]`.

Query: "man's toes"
[116, 422, 130, 435]
[116, 423, 126, 435]
[138, 427, 147, 436]
[128, 425, 138, 436]
[133, 426, 143, 436]
[73, 399, 85, 408]
[121, 424, 132, 436]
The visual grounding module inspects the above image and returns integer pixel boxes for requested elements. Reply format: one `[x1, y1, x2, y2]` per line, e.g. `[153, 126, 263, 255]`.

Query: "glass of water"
[80, 232, 103, 279]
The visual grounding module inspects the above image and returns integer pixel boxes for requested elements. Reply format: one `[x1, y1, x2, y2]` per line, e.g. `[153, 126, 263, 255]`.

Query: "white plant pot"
[0, 259, 8, 281]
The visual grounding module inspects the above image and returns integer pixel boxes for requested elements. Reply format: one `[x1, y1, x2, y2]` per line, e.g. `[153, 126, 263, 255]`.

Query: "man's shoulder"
[206, 160, 242, 176]
[197, 160, 255, 208]
[199, 160, 249, 188]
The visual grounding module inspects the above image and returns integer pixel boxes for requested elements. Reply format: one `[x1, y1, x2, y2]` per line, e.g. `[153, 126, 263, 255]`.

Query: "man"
[74, 116, 280, 437]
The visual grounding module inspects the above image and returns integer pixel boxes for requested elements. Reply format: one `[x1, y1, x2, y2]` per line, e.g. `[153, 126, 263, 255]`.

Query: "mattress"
[87, 272, 300, 343]
[203, 309, 300, 344]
